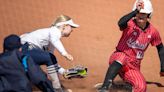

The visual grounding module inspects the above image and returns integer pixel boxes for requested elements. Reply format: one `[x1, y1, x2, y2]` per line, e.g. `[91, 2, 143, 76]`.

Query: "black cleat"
[97, 86, 109, 92]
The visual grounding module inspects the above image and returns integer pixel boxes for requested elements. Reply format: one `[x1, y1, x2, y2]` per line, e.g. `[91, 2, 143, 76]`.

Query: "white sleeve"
[51, 40, 68, 56]
[49, 30, 68, 56]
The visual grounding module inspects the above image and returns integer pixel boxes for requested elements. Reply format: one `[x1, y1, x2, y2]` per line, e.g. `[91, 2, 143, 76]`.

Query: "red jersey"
[116, 19, 162, 60]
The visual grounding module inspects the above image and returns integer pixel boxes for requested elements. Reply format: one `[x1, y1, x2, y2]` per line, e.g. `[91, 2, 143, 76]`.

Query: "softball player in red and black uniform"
[98, 0, 164, 92]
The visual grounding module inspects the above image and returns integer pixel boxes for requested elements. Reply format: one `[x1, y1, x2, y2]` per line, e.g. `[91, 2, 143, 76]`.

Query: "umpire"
[0, 34, 54, 92]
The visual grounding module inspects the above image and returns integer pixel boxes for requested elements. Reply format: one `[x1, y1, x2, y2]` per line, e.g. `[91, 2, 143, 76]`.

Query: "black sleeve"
[118, 9, 138, 30]
[156, 43, 164, 72]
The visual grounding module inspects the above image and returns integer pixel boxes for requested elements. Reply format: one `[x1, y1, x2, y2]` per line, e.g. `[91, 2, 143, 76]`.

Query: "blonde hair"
[52, 15, 72, 26]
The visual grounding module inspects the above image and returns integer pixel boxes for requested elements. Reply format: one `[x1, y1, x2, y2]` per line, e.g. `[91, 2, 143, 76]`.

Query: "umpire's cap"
[3, 34, 22, 52]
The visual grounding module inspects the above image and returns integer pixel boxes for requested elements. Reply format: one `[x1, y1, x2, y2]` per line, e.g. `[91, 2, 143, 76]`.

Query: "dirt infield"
[0, 0, 164, 92]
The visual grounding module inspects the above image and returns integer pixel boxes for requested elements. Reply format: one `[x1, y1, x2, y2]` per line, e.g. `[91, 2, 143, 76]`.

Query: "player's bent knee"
[133, 83, 146, 92]
[138, 85, 146, 92]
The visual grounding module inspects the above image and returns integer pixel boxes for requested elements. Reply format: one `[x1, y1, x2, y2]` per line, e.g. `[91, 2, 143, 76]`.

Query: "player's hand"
[64, 53, 73, 61]
[136, 1, 144, 11]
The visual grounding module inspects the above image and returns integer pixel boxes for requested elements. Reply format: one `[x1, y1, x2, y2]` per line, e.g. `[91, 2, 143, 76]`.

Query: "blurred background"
[0, 0, 164, 92]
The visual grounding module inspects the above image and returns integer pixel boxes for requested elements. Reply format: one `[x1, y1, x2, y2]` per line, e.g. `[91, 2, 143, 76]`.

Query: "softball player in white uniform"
[21, 15, 79, 92]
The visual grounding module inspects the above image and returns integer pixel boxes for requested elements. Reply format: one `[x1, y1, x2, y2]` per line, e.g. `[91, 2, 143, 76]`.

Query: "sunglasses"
[136, 14, 149, 19]
[137, 16, 148, 20]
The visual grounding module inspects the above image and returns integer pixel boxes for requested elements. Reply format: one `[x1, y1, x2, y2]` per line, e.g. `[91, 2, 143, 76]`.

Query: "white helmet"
[132, 0, 153, 14]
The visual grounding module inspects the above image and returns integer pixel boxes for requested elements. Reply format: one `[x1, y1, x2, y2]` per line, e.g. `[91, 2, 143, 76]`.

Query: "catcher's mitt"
[63, 65, 88, 79]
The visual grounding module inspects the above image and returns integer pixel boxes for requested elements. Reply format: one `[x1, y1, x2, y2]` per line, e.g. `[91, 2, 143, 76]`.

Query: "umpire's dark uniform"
[0, 34, 54, 92]
[0, 50, 32, 92]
